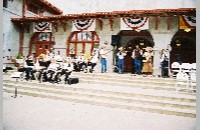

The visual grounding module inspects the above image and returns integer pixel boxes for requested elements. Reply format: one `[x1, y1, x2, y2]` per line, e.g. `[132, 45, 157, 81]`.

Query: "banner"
[72, 19, 96, 31]
[34, 22, 52, 32]
[179, 15, 196, 29]
[120, 17, 149, 30]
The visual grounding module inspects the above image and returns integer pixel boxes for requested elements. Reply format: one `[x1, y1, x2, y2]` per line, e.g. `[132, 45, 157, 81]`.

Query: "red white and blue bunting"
[34, 22, 52, 32]
[72, 19, 95, 31]
[121, 17, 149, 30]
[182, 16, 196, 27]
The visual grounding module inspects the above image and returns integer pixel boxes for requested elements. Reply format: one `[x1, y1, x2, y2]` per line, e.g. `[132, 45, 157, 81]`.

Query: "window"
[67, 31, 99, 56]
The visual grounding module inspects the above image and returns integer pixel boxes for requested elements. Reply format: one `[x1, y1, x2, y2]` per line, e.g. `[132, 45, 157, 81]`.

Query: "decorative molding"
[59, 20, 67, 32]
[167, 16, 171, 30]
[155, 16, 159, 30]
[108, 18, 114, 31]
[97, 18, 103, 31]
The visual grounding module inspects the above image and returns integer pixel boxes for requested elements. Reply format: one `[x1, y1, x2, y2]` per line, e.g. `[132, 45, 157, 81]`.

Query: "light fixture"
[184, 28, 191, 32]
[140, 42, 144, 46]
[176, 43, 181, 46]
[135, 29, 141, 32]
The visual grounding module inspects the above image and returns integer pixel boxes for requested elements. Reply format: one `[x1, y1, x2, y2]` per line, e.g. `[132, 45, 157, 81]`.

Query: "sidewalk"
[3, 92, 195, 130]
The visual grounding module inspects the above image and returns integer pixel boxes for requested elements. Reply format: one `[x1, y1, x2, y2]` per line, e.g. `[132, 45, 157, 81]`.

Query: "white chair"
[10, 72, 24, 82]
[171, 62, 181, 77]
[190, 63, 196, 73]
[175, 71, 190, 92]
[180, 63, 192, 73]
[190, 71, 196, 91]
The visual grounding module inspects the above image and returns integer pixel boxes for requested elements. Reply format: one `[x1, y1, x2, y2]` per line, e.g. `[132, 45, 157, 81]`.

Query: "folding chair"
[10, 72, 24, 82]
[171, 62, 181, 77]
[175, 70, 190, 92]
[180, 63, 192, 74]
[190, 71, 196, 92]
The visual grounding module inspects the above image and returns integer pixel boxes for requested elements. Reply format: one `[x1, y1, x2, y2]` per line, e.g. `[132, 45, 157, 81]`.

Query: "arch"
[116, 30, 154, 72]
[170, 29, 196, 64]
[66, 31, 100, 56]
[28, 32, 55, 57]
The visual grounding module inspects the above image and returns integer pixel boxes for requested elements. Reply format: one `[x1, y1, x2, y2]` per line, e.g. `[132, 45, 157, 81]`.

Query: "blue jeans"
[100, 58, 107, 73]
[134, 58, 142, 73]
[118, 58, 125, 73]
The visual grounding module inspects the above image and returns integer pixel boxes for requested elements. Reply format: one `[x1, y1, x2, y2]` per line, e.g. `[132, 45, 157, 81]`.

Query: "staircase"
[3, 71, 196, 118]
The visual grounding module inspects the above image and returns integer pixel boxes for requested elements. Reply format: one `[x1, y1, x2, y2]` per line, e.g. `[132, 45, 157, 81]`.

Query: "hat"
[118, 47, 123, 51]
[145, 46, 153, 51]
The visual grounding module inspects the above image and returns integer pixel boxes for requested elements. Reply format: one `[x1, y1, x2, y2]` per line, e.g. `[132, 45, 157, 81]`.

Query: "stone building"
[3, 0, 196, 75]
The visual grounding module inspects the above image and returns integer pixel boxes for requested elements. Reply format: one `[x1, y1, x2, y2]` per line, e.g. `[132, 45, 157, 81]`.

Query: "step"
[70, 73, 189, 88]
[3, 80, 196, 103]
[3, 82, 196, 112]
[71, 72, 177, 82]
[3, 82, 196, 109]
[3, 86, 196, 118]
[72, 75, 177, 86]
[78, 79, 188, 92]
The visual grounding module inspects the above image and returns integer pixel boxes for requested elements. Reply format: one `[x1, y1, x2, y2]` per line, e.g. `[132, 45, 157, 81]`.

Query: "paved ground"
[3, 92, 195, 130]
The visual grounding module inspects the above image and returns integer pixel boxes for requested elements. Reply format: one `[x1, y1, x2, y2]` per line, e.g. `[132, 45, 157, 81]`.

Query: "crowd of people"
[15, 44, 169, 84]
[115, 45, 156, 77]
[16, 49, 99, 84]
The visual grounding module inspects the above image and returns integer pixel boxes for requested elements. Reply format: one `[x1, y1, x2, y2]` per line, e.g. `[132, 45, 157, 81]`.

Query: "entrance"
[170, 29, 196, 64]
[29, 32, 54, 57]
[123, 38, 154, 72]
[116, 30, 154, 73]
[35, 42, 52, 57]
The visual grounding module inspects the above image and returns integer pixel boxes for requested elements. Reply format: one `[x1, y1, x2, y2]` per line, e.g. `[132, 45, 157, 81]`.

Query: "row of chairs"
[171, 62, 196, 92]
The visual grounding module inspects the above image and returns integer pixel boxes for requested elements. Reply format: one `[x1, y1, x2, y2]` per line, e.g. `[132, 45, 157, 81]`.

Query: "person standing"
[132, 45, 143, 75]
[141, 46, 154, 77]
[160, 49, 169, 77]
[99, 46, 108, 73]
[116, 47, 127, 74]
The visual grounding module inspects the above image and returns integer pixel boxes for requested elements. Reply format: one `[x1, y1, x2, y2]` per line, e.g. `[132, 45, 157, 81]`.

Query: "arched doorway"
[66, 31, 99, 56]
[116, 30, 154, 72]
[29, 32, 55, 57]
[170, 29, 196, 64]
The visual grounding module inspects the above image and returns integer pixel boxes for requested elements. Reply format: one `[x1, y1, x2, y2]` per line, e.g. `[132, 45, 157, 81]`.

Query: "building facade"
[3, 0, 196, 75]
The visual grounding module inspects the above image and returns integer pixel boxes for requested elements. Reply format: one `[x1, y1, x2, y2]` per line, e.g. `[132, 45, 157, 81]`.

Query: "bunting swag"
[182, 16, 196, 27]
[34, 22, 52, 32]
[121, 17, 148, 30]
[179, 16, 196, 30]
[72, 19, 95, 31]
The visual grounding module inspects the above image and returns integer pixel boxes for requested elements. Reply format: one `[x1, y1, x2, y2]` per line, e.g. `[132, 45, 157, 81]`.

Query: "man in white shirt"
[99, 46, 107, 73]
[116, 47, 127, 74]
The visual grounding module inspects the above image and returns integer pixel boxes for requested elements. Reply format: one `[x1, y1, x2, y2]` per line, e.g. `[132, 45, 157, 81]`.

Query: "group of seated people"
[16, 50, 98, 84]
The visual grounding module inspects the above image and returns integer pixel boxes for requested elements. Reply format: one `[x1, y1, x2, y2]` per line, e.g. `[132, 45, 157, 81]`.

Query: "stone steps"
[3, 80, 196, 118]
[70, 72, 189, 88]
[3, 80, 195, 101]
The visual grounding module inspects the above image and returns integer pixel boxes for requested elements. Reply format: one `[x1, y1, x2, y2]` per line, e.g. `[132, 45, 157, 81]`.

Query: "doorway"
[116, 30, 154, 73]
[170, 29, 196, 64]
[35, 42, 52, 57]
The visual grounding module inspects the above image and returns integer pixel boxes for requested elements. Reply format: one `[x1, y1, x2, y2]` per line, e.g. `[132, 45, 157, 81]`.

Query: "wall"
[3, 0, 22, 64]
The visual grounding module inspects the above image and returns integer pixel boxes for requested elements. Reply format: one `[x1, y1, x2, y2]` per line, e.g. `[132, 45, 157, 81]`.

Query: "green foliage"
[15, 53, 23, 59]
